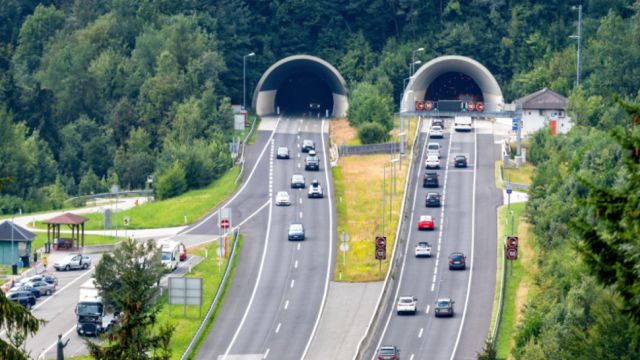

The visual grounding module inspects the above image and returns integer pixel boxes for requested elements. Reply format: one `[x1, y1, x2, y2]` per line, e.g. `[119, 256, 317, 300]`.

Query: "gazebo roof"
[43, 212, 89, 225]
[0, 221, 36, 242]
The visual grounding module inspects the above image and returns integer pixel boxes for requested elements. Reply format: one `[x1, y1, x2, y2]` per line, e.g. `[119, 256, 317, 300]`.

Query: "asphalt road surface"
[370, 119, 501, 360]
[195, 117, 335, 360]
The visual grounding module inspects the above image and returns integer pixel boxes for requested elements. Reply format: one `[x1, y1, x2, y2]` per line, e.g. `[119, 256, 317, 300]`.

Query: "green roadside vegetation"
[331, 116, 417, 282]
[502, 162, 535, 186]
[32, 167, 239, 231]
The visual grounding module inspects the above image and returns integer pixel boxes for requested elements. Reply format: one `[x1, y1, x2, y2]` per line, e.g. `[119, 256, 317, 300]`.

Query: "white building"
[514, 88, 572, 135]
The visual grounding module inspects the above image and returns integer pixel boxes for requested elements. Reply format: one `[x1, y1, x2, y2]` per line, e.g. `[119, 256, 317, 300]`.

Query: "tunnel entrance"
[274, 72, 334, 115]
[424, 72, 484, 103]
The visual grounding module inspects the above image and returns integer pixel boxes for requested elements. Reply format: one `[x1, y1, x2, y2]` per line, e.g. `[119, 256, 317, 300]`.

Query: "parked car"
[27, 280, 56, 296]
[7, 290, 36, 309]
[415, 241, 432, 257]
[430, 125, 444, 138]
[54, 254, 92, 271]
[417, 215, 435, 231]
[454, 154, 468, 168]
[427, 142, 441, 158]
[435, 298, 455, 317]
[291, 174, 305, 188]
[425, 192, 441, 207]
[302, 139, 316, 153]
[396, 296, 417, 315]
[276, 146, 290, 159]
[24, 274, 58, 286]
[425, 155, 440, 169]
[9, 285, 41, 299]
[179, 243, 187, 261]
[448, 252, 467, 270]
[377, 346, 400, 360]
[423, 172, 439, 188]
[275, 191, 291, 206]
[288, 223, 305, 241]
[308, 179, 324, 198]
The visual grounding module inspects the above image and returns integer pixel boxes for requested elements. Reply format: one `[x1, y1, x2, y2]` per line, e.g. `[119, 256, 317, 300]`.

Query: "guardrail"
[491, 240, 507, 348]
[180, 228, 240, 360]
[235, 117, 258, 184]
[65, 190, 154, 203]
[338, 142, 400, 156]
[354, 118, 425, 359]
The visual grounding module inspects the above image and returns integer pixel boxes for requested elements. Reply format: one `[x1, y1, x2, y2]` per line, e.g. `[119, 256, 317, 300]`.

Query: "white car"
[396, 296, 417, 315]
[308, 180, 323, 198]
[415, 241, 432, 257]
[275, 191, 291, 206]
[427, 142, 441, 158]
[425, 155, 440, 169]
[430, 125, 444, 138]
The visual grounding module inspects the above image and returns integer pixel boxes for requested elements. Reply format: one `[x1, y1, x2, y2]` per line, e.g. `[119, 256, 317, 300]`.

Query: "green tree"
[347, 81, 393, 131]
[154, 161, 187, 200]
[357, 122, 389, 144]
[88, 237, 173, 359]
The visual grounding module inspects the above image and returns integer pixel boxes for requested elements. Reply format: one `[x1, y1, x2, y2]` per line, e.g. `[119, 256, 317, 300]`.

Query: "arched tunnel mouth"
[425, 72, 484, 103]
[275, 72, 334, 116]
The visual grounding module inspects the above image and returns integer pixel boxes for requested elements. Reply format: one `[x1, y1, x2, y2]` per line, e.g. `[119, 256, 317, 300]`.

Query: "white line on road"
[294, 260, 298, 269]
[410, 354, 415, 360]
[299, 198, 302, 204]
[299, 211, 303, 219]
[418, 328, 424, 338]
[284, 300, 289, 310]
[264, 348, 270, 359]
[431, 127, 454, 291]
[275, 323, 282, 333]
[426, 305, 430, 314]
[290, 279, 295, 288]
[297, 243, 301, 251]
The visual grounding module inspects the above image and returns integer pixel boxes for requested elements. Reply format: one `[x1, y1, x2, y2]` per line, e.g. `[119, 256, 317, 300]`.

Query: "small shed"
[43, 213, 89, 250]
[514, 88, 573, 135]
[0, 220, 36, 265]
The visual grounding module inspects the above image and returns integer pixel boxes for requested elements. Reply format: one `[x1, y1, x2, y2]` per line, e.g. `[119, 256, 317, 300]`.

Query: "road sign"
[340, 242, 349, 252]
[415, 101, 424, 111]
[507, 236, 519, 249]
[476, 102, 484, 112]
[220, 219, 230, 229]
[506, 187, 512, 194]
[466, 102, 475, 112]
[376, 249, 386, 260]
[123, 217, 130, 226]
[425, 101, 433, 111]
[375, 236, 386, 260]
[506, 247, 518, 260]
[512, 117, 520, 131]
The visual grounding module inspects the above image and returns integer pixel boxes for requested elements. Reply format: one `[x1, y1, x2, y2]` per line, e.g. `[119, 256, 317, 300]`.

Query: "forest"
[1, 1, 639, 357]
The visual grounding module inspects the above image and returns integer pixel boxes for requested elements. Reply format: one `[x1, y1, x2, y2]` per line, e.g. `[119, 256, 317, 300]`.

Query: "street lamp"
[570, 5, 582, 87]
[411, 47, 425, 76]
[243, 52, 255, 110]
[409, 60, 422, 78]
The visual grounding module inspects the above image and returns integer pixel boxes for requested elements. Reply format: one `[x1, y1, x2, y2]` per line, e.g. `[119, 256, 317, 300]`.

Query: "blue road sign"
[507, 188, 513, 194]
[512, 117, 520, 131]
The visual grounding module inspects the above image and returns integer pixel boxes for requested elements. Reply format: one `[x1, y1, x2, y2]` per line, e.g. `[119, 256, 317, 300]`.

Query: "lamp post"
[401, 62, 419, 156]
[243, 52, 255, 110]
[570, 5, 582, 87]
[411, 47, 425, 76]
[409, 60, 421, 78]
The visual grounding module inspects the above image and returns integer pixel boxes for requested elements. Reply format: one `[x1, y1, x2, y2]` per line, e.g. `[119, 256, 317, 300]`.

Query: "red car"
[417, 215, 435, 230]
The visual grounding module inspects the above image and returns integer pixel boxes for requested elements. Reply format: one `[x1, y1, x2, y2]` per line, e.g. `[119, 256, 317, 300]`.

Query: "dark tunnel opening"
[275, 72, 334, 116]
[425, 72, 484, 103]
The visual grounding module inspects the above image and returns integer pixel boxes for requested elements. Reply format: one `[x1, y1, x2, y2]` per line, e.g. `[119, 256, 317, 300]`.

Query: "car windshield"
[290, 224, 303, 232]
[293, 175, 303, 182]
[161, 251, 172, 261]
[438, 301, 450, 307]
[78, 303, 103, 316]
[428, 144, 438, 149]
[418, 242, 428, 247]
[379, 348, 396, 355]
[432, 126, 441, 130]
[277, 192, 288, 197]
[400, 298, 413, 304]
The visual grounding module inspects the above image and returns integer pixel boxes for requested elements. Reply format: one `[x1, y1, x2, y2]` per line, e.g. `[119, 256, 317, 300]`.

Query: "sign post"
[375, 236, 386, 273]
[505, 236, 519, 275]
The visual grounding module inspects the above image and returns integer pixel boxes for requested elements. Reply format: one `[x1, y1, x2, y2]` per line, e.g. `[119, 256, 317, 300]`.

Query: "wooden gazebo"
[43, 213, 89, 250]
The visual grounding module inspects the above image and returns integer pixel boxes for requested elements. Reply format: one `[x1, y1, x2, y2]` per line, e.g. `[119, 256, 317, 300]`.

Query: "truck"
[453, 116, 473, 132]
[76, 279, 118, 336]
[158, 240, 180, 271]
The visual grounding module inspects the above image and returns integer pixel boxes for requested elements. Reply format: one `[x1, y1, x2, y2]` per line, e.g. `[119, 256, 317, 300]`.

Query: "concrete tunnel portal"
[252, 55, 348, 117]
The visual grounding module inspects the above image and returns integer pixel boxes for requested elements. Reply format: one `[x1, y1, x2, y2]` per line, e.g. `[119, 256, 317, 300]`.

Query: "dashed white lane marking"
[299, 211, 303, 219]
[284, 300, 289, 310]
[294, 260, 298, 269]
[275, 323, 282, 333]
[297, 243, 301, 251]
[290, 279, 295, 288]
[298, 163, 301, 168]
[426, 305, 431, 314]
[431, 283, 435, 292]
[410, 354, 415, 360]
[418, 328, 424, 338]
[298, 153, 301, 158]
[264, 348, 270, 359]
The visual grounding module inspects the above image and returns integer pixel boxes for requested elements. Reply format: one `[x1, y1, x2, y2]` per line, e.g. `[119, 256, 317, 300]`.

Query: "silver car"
[27, 280, 57, 296]
[275, 191, 291, 206]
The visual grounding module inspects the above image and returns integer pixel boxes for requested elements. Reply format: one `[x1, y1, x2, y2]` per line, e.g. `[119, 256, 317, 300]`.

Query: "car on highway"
[396, 296, 417, 315]
[275, 191, 291, 206]
[427, 142, 441, 158]
[302, 139, 316, 153]
[454, 116, 472, 131]
[417, 215, 435, 230]
[434, 298, 455, 317]
[27, 280, 56, 296]
[430, 125, 444, 138]
[454, 154, 468, 168]
[414, 241, 432, 257]
[288, 223, 305, 241]
[425, 192, 441, 207]
[432, 118, 445, 129]
[7, 290, 36, 309]
[376, 345, 400, 359]
[276, 146, 290, 159]
[448, 252, 467, 270]
[305, 151, 320, 171]
[423, 172, 439, 188]
[291, 174, 305, 188]
[308, 179, 323, 198]
[53, 253, 91, 271]
[425, 155, 440, 169]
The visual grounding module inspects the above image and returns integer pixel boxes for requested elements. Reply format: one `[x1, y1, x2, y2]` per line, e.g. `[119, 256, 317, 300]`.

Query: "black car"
[434, 298, 455, 317]
[7, 290, 36, 309]
[448, 252, 467, 270]
[377, 345, 400, 359]
[302, 139, 316, 153]
[425, 192, 441, 207]
[423, 172, 439, 188]
[454, 154, 468, 168]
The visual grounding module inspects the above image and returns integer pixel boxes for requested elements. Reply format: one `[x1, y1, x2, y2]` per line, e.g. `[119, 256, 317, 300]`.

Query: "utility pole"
[570, 5, 583, 87]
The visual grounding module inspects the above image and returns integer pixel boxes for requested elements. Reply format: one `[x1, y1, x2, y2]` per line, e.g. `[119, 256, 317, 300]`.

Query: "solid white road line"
[222, 200, 274, 360]
[426, 305, 431, 314]
[449, 127, 478, 360]
[264, 348, 270, 359]
[374, 122, 431, 355]
[301, 119, 335, 359]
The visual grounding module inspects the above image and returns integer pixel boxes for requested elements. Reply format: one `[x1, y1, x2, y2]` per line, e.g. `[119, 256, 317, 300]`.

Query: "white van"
[158, 240, 180, 271]
[427, 142, 441, 158]
[454, 116, 473, 132]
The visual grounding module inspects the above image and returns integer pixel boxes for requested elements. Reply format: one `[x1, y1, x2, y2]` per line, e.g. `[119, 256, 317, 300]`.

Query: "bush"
[358, 122, 389, 144]
[347, 82, 394, 131]
[155, 162, 187, 200]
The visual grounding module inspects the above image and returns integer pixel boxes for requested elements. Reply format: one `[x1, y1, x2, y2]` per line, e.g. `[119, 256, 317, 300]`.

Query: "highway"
[196, 117, 335, 360]
[369, 119, 501, 360]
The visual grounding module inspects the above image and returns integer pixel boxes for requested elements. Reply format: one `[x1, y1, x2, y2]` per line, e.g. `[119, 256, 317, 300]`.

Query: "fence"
[338, 142, 399, 156]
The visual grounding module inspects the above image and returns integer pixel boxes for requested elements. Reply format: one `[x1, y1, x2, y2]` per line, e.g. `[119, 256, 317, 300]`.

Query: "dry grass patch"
[333, 153, 409, 282]
[330, 118, 360, 146]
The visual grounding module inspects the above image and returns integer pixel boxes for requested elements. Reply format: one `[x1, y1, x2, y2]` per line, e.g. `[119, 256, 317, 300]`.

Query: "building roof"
[43, 212, 89, 225]
[514, 88, 568, 110]
[0, 220, 36, 242]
